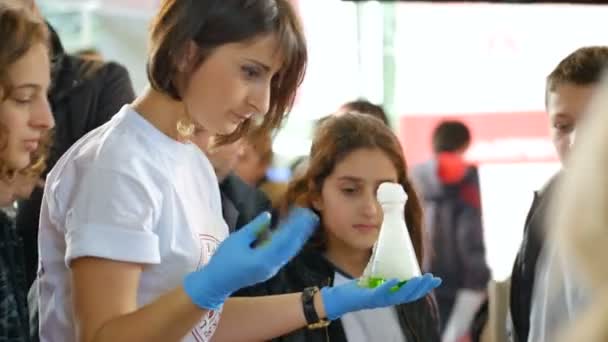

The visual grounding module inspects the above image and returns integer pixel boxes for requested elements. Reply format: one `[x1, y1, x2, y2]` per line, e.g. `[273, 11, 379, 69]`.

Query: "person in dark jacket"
[196, 135, 273, 232]
[220, 173, 274, 231]
[237, 113, 441, 342]
[510, 46, 608, 342]
[1, 204, 30, 342]
[16, 1, 136, 288]
[337, 99, 390, 126]
[507, 174, 559, 342]
[411, 120, 490, 340]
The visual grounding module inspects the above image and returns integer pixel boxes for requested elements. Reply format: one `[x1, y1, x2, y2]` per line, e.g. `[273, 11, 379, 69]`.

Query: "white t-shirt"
[333, 272, 408, 342]
[527, 241, 590, 342]
[37, 105, 229, 342]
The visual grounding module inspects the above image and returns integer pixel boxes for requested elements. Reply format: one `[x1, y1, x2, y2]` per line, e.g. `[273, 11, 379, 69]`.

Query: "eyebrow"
[245, 58, 271, 73]
[376, 179, 398, 186]
[337, 176, 362, 182]
[13, 84, 41, 91]
[337, 176, 397, 184]
[551, 113, 572, 121]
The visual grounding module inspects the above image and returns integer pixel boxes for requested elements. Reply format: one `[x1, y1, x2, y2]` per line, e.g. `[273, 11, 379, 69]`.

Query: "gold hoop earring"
[176, 118, 195, 140]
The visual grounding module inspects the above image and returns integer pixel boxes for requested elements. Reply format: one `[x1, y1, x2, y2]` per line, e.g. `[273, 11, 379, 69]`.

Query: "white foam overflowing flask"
[359, 182, 421, 288]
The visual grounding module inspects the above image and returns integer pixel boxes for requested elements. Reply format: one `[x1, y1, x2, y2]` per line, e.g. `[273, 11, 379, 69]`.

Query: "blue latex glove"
[320, 273, 442, 320]
[184, 207, 319, 310]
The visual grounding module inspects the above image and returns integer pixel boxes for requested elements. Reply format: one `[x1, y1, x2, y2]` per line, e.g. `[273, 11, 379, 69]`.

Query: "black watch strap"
[301, 287, 330, 329]
[302, 287, 320, 324]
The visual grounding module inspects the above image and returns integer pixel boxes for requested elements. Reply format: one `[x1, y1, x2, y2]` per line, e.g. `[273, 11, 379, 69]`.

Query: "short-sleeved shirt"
[37, 105, 229, 342]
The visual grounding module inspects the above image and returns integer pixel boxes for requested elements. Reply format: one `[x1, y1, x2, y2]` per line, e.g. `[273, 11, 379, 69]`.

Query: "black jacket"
[219, 173, 273, 232]
[236, 248, 441, 342]
[16, 24, 136, 288]
[509, 173, 560, 342]
[0, 210, 30, 342]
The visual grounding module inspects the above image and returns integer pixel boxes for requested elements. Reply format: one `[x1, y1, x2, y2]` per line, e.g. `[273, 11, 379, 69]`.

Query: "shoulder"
[95, 60, 129, 76]
[79, 117, 160, 172]
[410, 160, 437, 191]
[539, 171, 562, 197]
[67, 56, 129, 84]
[86, 60, 132, 92]
[412, 160, 436, 179]
[524, 172, 562, 224]
[48, 108, 171, 192]
[53, 56, 132, 99]
[221, 174, 271, 212]
[43, 123, 169, 236]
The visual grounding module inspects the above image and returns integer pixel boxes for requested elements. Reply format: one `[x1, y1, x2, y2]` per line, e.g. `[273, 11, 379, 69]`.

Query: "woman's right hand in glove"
[184, 207, 319, 310]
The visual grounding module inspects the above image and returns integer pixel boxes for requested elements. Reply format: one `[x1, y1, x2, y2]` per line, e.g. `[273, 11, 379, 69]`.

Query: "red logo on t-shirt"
[196, 234, 220, 269]
[192, 309, 222, 342]
[191, 234, 222, 341]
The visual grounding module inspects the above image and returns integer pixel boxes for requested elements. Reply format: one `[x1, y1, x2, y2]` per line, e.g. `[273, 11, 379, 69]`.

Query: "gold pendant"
[176, 118, 195, 139]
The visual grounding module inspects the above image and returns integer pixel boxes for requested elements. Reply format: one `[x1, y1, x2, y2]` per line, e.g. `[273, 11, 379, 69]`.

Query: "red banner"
[400, 111, 558, 166]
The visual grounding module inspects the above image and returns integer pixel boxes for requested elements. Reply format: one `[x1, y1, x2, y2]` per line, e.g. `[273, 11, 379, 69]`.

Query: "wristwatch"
[301, 287, 330, 330]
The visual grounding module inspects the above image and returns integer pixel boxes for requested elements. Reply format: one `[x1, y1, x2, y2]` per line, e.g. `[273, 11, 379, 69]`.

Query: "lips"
[23, 139, 39, 152]
[352, 224, 378, 232]
[231, 111, 253, 123]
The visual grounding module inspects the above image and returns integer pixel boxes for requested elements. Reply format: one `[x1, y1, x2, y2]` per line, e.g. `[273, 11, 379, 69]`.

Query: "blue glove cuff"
[183, 271, 227, 310]
[319, 286, 341, 321]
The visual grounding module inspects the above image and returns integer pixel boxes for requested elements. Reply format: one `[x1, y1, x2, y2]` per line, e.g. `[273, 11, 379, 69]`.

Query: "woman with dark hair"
[0, 1, 54, 341]
[237, 112, 441, 341]
[37, 2, 440, 341]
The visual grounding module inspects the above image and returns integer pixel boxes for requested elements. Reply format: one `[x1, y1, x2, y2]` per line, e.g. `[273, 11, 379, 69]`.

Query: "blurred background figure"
[337, 99, 390, 126]
[412, 120, 490, 342]
[196, 134, 273, 232]
[234, 129, 274, 187]
[304, 99, 392, 182]
[235, 129, 288, 208]
[288, 155, 309, 180]
[74, 47, 104, 61]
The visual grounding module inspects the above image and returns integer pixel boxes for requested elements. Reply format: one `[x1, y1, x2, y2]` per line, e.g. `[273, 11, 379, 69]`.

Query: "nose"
[361, 192, 380, 219]
[570, 130, 577, 147]
[30, 97, 55, 131]
[248, 82, 272, 117]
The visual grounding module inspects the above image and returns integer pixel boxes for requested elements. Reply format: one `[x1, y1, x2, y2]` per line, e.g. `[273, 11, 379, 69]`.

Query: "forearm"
[212, 293, 326, 341]
[88, 287, 208, 342]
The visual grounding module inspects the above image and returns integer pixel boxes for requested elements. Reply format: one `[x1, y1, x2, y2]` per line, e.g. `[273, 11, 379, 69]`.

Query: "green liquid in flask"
[361, 277, 409, 292]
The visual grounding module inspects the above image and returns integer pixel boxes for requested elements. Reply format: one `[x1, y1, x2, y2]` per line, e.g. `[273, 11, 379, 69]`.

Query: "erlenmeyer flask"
[359, 182, 421, 288]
